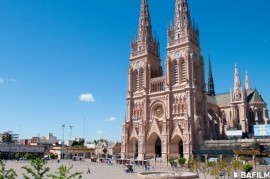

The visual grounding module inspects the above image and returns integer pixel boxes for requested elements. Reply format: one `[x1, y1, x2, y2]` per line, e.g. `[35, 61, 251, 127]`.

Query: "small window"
[135, 72, 139, 91]
[181, 60, 186, 82]
[174, 63, 179, 84]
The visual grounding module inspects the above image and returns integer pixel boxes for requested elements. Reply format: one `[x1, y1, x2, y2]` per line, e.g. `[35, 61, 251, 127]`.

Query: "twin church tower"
[121, 0, 269, 160]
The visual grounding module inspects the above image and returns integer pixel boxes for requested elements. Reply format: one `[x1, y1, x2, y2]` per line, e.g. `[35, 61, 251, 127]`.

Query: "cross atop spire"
[168, 0, 199, 47]
[208, 56, 215, 96]
[131, 0, 159, 57]
[245, 71, 251, 90]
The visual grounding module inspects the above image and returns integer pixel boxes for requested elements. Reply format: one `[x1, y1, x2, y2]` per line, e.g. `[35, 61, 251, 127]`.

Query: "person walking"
[87, 167, 91, 174]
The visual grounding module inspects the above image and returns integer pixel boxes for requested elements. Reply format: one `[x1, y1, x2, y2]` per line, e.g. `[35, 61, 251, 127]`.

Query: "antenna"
[83, 118, 86, 140]
[69, 126, 74, 140]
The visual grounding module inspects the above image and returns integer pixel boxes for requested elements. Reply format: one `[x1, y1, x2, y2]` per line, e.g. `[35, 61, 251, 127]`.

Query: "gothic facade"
[121, 0, 269, 161]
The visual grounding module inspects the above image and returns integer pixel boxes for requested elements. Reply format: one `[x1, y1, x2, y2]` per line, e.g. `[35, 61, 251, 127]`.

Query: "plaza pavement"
[5, 160, 141, 179]
[5, 160, 270, 179]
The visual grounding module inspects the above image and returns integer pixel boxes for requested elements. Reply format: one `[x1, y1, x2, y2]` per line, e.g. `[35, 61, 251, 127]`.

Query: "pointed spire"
[168, 0, 199, 46]
[174, 0, 191, 33]
[234, 64, 242, 92]
[208, 56, 215, 96]
[245, 71, 251, 90]
[138, 0, 152, 43]
[131, 0, 159, 57]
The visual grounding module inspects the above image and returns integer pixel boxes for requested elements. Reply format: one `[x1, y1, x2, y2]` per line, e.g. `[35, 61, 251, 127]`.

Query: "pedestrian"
[87, 167, 91, 174]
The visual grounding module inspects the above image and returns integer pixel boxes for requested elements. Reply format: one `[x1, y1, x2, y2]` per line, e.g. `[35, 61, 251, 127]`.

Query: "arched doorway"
[155, 138, 162, 157]
[145, 132, 162, 159]
[171, 135, 184, 158]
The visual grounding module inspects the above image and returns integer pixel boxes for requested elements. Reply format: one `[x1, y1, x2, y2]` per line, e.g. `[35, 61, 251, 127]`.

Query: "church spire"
[174, 0, 191, 33]
[138, 0, 152, 43]
[234, 64, 242, 92]
[245, 71, 251, 90]
[131, 0, 159, 57]
[168, 0, 199, 46]
[208, 57, 215, 96]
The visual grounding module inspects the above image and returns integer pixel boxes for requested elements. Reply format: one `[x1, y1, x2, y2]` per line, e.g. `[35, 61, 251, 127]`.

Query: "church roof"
[207, 89, 265, 106]
[247, 89, 265, 103]
[207, 95, 217, 105]
[215, 93, 231, 106]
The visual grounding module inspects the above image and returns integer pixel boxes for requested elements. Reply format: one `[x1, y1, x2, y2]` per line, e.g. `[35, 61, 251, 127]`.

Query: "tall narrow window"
[174, 63, 179, 84]
[236, 109, 240, 126]
[141, 70, 144, 89]
[258, 109, 263, 124]
[181, 60, 186, 82]
[135, 72, 139, 91]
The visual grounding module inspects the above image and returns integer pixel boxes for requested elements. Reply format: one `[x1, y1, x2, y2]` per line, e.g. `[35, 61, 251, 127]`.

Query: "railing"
[131, 49, 146, 57]
[150, 77, 166, 93]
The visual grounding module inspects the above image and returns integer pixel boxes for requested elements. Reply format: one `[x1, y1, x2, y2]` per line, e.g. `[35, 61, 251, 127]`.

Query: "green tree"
[24, 153, 32, 160]
[94, 139, 108, 145]
[22, 158, 50, 179]
[71, 140, 85, 146]
[169, 158, 175, 167]
[50, 153, 57, 160]
[232, 158, 243, 172]
[15, 153, 20, 161]
[243, 163, 253, 173]
[178, 157, 186, 167]
[0, 160, 17, 179]
[47, 165, 82, 179]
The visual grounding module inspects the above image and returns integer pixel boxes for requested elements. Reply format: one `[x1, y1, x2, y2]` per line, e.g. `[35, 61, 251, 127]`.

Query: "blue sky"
[0, 0, 269, 142]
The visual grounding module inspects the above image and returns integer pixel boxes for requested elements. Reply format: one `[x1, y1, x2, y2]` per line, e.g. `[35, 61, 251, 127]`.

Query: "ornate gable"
[129, 127, 138, 141]
[147, 119, 161, 139]
[171, 124, 183, 139]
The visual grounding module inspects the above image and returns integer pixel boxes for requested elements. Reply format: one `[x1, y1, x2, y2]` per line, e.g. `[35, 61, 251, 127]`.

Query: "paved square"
[5, 160, 140, 179]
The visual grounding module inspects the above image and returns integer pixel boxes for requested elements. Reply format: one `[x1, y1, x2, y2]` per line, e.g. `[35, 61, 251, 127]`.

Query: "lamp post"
[62, 124, 65, 160]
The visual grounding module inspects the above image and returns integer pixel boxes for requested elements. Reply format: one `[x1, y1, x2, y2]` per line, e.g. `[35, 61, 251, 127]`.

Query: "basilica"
[121, 0, 269, 161]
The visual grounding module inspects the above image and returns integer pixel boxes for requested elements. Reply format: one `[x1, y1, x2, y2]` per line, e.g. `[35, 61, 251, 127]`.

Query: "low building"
[0, 143, 44, 159]
[0, 132, 19, 144]
[107, 142, 121, 158]
[50, 146, 95, 160]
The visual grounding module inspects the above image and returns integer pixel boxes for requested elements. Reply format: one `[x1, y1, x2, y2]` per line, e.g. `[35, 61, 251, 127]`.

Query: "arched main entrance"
[145, 132, 162, 159]
[171, 135, 184, 158]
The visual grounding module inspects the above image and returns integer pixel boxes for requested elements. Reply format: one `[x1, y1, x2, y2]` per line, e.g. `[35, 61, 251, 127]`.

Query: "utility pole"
[62, 124, 65, 160]
[83, 118, 86, 140]
[69, 126, 74, 140]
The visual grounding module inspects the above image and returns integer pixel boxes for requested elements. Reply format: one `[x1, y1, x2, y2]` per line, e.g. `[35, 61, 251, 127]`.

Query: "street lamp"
[62, 124, 65, 160]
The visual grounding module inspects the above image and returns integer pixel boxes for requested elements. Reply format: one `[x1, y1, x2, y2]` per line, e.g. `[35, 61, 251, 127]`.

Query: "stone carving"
[172, 95, 187, 115]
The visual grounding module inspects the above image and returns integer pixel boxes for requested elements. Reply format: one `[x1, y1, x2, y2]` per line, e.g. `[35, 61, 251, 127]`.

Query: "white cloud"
[79, 93, 95, 102]
[106, 116, 117, 122]
[97, 130, 104, 135]
[9, 79, 16, 83]
[0, 78, 4, 84]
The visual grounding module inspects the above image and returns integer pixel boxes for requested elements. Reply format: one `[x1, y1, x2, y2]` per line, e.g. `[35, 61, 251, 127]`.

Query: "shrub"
[243, 163, 253, 173]
[178, 157, 186, 166]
